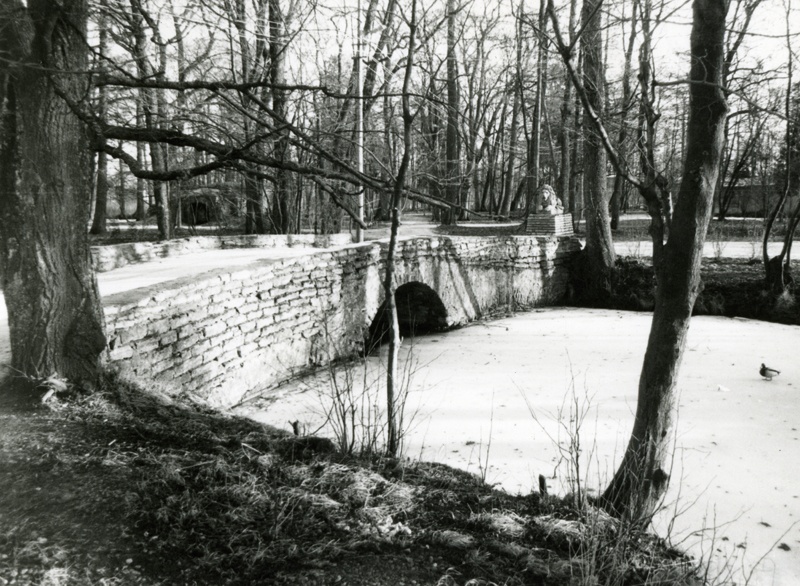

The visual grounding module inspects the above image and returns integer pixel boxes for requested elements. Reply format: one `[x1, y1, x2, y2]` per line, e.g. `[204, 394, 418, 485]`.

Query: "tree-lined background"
[71, 0, 797, 238]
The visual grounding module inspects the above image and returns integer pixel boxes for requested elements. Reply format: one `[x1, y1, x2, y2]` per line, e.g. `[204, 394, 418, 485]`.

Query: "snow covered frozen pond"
[237, 307, 800, 586]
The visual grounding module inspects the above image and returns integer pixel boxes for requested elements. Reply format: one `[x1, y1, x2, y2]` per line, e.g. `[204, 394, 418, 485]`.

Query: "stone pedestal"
[525, 213, 574, 236]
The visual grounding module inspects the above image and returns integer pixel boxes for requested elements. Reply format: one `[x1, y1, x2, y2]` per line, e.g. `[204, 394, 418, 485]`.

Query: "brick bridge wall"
[103, 235, 580, 407]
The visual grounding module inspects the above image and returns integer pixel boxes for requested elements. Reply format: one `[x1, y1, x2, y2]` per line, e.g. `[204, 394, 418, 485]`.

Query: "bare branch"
[546, 0, 643, 190]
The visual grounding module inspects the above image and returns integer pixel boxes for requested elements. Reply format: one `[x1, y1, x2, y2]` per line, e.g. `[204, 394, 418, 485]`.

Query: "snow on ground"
[96, 247, 315, 297]
[615, 239, 771, 260]
[238, 308, 800, 586]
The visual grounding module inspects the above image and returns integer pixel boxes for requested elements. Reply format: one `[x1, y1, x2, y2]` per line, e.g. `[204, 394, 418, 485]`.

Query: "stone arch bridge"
[103, 235, 579, 407]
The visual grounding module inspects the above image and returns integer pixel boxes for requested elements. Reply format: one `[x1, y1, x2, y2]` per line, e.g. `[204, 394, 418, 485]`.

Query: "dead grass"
[0, 371, 705, 585]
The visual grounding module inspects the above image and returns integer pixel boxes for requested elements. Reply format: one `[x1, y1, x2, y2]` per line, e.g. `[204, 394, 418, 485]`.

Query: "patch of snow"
[238, 308, 799, 586]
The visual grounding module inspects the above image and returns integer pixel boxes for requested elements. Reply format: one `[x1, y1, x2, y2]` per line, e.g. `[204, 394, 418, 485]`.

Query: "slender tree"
[562, 0, 581, 226]
[609, 0, 638, 230]
[90, 10, 110, 235]
[384, 0, 417, 458]
[715, 0, 764, 220]
[763, 0, 799, 291]
[267, 0, 294, 233]
[602, 0, 729, 519]
[550, 0, 729, 519]
[525, 0, 550, 215]
[442, 0, 460, 225]
[127, 0, 171, 238]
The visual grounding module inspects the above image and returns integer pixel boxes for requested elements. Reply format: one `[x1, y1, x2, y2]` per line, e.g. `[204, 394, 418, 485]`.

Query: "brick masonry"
[524, 213, 574, 237]
[102, 235, 580, 407]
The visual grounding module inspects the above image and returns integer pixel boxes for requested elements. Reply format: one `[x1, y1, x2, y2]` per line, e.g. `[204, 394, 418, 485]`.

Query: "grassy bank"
[0, 373, 702, 586]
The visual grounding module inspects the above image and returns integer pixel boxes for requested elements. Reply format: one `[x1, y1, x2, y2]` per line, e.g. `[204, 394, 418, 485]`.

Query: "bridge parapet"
[92, 233, 353, 272]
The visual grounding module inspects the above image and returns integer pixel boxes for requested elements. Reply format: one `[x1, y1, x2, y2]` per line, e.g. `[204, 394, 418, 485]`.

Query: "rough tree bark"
[580, 0, 616, 298]
[0, 0, 106, 389]
[600, 0, 728, 520]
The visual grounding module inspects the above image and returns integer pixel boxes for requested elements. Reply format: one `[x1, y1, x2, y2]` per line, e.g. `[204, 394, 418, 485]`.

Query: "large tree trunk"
[0, 0, 106, 389]
[581, 0, 615, 296]
[601, 0, 728, 521]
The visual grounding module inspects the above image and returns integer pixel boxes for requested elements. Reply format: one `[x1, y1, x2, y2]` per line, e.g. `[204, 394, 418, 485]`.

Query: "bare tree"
[551, 0, 729, 520]
[125, 0, 172, 238]
[266, 0, 294, 233]
[0, 0, 106, 389]
[715, 0, 765, 221]
[557, 0, 579, 222]
[500, 52, 522, 215]
[613, 0, 728, 518]
[717, 113, 764, 220]
[763, 0, 800, 291]
[525, 0, 550, 215]
[90, 7, 110, 236]
[608, 0, 638, 230]
[383, 0, 418, 458]
[442, 0, 461, 225]
[579, 0, 616, 297]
